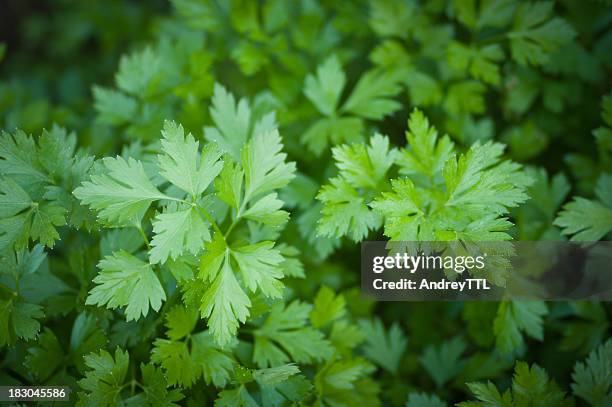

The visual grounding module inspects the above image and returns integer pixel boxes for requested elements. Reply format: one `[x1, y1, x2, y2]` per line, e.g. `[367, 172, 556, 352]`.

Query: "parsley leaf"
[555, 173, 612, 240]
[571, 339, 612, 407]
[493, 301, 547, 355]
[73, 156, 168, 227]
[86, 251, 166, 321]
[205, 84, 277, 160]
[508, 2, 576, 66]
[420, 337, 466, 388]
[158, 120, 223, 199]
[310, 286, 346, 328]
[253, 301, 334, 368]
[359, 318, 407, 374]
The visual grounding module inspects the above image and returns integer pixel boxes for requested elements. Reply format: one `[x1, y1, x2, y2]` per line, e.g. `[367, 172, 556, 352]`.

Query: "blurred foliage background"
[0, 0, 611, 406]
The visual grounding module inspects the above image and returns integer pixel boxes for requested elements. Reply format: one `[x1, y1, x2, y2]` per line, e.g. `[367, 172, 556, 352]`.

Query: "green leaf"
[73, 156, 168, 227]
[242, 129, 296, 204]
[115, 47, 163, 96]
[403, 69, 443, 107]
[25, 328, 64, 381]
[29, 201, 66, 248]
[460, 381, 512, 406]
[444, 81, 486, 115]
[310, 286, 346, 328]
[333, 133, 397, 189]
[397, 109, 454, 178]
[152, 328, 235, 388]
[571, 339, 612, 407]
[165, 305, 198, 341]
[215, 160, 244, 210]
[192, 331, 236, 387]
[204, 84, 277, 160]
[92, 86, 137, 126]
[555, 173, 612, 240]
[200, 250, 251, 347]
[0, 177, 31, 218]
[0, 129, 48, 186]
[304, 55, 346, 116]
[314, 358, 379, 406]
[369, 0, 415, 39]
[341, 68, 402, 120]
[317, 177, 382, 241]
[77, 348, 129, 406]
[511, 362, 569, 406]
[242, 193, 290, 226]
[231, 241, 285, 298]
[369, 178, 425, 241]
[359, 318, 407, 374]
[493, 301, 547, 355]
[509, 2, 576, 66]
[420, 337, 466, 388]
[253, 301, 334, 368]
[302, 116, 364, 156]
[158, 120, 223, 198]
[149, 206, 211, 264]
[461, 361, 569, 406]
[444, 141, 532, 214]
[78, 348, 182, 406]
[135, 363, 184, 406]
[86, 251, 166, 321]
[252, 364, 301, 385]
[447, 42, 504, 85]
[406, 392, 447, 407]
[0, 300, 44, 347]
[216, 385, 259, 407]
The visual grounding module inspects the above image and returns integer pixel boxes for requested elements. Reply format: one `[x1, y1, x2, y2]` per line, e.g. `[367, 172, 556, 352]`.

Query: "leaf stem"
[137, 224, 151, 250]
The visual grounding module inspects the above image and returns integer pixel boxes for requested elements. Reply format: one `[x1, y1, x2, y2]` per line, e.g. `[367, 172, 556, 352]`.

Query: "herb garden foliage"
[0, 0, 611, 405]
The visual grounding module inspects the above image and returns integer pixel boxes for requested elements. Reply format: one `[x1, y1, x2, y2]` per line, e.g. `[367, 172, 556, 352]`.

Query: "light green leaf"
[149, 207, 211, 264]
[200, 253, 251, 347]
[231, 241, 285, 298]
[304, 55, 346, 116]
[158, 120, 223, 198]
[87, 251, 166, 321]
[74, 156, 168, 227]
[310, 286, 346, 328]
[204, 84, 252, 160]
[242, 129, 296, 204]
[341, 68, 402, 120]
[317, 177, 382, 241]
